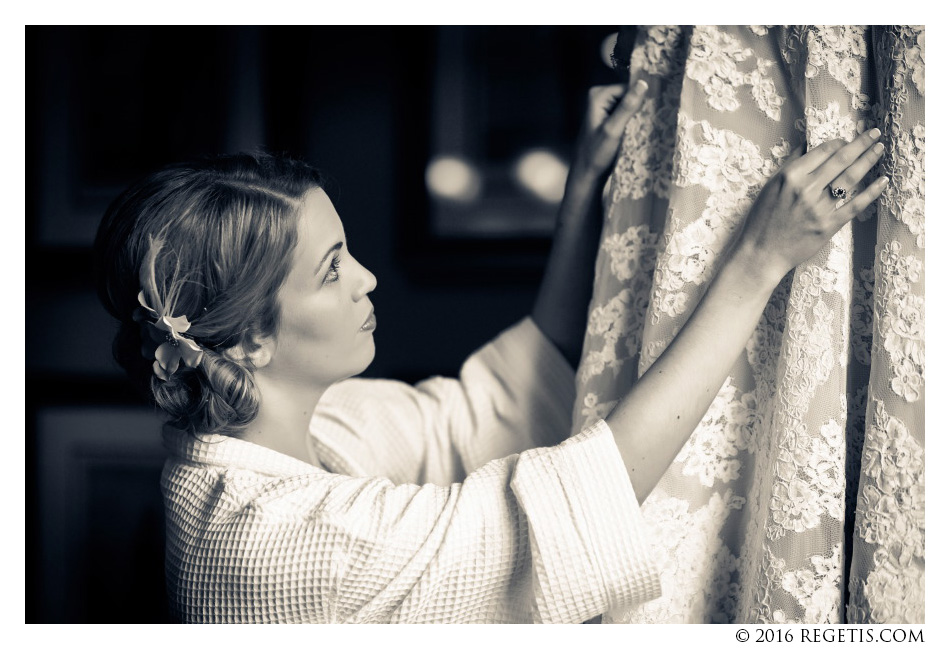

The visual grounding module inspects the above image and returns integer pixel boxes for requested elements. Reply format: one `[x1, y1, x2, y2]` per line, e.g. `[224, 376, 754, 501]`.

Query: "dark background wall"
[26, 25, 619, 622]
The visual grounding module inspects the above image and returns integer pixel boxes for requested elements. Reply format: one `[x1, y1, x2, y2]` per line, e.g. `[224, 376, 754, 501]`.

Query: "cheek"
[280, 297, 353, 356]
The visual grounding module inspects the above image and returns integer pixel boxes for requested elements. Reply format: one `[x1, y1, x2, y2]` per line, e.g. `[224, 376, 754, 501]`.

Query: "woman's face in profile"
[257, 188, 378, 387]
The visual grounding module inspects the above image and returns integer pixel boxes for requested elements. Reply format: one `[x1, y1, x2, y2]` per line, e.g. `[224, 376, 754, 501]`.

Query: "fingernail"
[880, 176, 890, 185]
[874, 142, 885, 154]
[636, 79, 648, 93]
[870, 128, 882, 139]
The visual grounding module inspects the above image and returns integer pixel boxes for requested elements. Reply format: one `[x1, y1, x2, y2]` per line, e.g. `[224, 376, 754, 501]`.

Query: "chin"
[352, 340, 376, 377]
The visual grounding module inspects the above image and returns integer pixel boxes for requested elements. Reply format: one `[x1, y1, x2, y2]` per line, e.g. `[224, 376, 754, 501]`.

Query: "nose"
[352, 257, 377, 301]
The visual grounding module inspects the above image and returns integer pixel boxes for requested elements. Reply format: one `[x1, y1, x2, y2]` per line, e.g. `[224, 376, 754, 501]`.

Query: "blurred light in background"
[513, 149, 569, 204]
[425, 155, 482, 203]
[601, 32, 619, 69]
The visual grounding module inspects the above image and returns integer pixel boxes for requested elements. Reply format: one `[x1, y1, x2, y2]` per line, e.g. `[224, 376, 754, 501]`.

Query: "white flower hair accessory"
[133, 290, 204, 381]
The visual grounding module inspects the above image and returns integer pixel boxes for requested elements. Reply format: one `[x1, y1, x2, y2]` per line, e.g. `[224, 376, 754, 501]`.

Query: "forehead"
[294, 188, 344, 259]
[300, 187, 342, 231]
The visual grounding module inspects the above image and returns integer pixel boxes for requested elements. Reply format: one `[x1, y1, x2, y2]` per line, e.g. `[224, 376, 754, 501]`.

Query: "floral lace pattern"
[676, 117, 776, 194]
[747, 60, 785, 122]
[612, 96, 675, 203]
[849, 401, 925, 623]
[877, 26, 925, 248]
[686, 27, 753, 113]
[748, 547, 786, 623]
[798, 100, 859, 148]
[577, 225, 659, 390]
[771, 413, 847, 536]
[876, 243, 924, 402]
[601, 224, 659, 283]
[578, 392, 617, 430]
[639, 335, 674, 375]
[613, 26, 685, 205]
[579, 288, 644, 384]
[886, 125, 925, 248]
[805, 26, 869, 109]
[579, 26, 924, 624]
[890, 27, 925, 97]
[630, 26, 685, 77]
[850, 548, 924, 624]
[674, 378, 757, 487]
[606, 491, 744, 623]
[778, 544, 843, 623]
[652, 117, 785, 321]
[856, 404, 924, 553]
[745, 275, 791, 411]
[686, 27, 785, 121]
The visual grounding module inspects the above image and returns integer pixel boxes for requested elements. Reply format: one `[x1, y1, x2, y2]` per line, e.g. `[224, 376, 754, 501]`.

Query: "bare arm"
[608, 131, 889, 499]
[532, 77, 887, 501]
[607, 247, 779, 498]
[531, 166, 605, 368]
[533, 81, 649, 367]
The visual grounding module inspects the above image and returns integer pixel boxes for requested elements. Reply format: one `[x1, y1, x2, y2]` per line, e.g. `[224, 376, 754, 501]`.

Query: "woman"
[94, 78, 887, 623]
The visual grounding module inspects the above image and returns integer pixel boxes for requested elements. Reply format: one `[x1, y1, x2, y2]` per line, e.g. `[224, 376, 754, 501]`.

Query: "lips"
[360, 309, 376, 332]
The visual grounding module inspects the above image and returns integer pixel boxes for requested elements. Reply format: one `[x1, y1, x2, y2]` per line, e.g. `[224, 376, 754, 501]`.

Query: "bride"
[94, 77, 887, 623]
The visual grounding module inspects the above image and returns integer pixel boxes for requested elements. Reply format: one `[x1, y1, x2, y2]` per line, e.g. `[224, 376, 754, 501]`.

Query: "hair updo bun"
[94, 152, 323, 436]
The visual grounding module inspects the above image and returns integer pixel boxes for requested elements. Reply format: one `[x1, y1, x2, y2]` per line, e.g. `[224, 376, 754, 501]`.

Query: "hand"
[572, 79, 649, 178]
[732, 128, 889, 286]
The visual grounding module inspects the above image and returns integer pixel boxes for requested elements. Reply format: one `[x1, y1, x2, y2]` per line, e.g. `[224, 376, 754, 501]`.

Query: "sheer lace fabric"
[573, 26, 924, 624]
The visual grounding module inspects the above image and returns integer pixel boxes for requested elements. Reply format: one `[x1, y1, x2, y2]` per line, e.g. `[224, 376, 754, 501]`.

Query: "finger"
[602, 79, 648, 138]
[834, 175, 889, 225]
[784, 141, 806, 163]
[590, 83, 626, 102]
[587, 84, 625, 115]
[585, 84, 625, 132]
[809, 127, 883, 189]
[782, 138, 846, 177]
[818, 140, 886, 211]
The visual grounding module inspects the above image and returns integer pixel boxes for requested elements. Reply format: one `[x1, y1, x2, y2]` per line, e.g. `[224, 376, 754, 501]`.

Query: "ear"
[223, 334, 275, 370]
[245, 339, 274, 369]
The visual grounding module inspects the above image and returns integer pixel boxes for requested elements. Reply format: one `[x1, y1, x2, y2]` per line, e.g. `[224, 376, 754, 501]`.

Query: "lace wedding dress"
[573, 26, 924, 624]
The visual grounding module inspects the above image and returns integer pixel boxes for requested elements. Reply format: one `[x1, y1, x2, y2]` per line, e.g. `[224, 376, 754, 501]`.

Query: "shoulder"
[316, 377, 438, 425]
[311, 378, 434, 480]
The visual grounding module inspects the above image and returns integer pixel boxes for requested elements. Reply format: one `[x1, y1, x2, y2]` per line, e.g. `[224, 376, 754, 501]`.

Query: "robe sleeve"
[163, 419, 661, 623]
[310, 317, 577, 485]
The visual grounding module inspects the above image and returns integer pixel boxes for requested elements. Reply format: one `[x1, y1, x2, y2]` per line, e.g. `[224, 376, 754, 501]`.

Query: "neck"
[243, 373, 329, 465]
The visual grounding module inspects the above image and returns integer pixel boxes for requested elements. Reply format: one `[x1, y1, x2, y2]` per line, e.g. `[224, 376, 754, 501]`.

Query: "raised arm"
[608, 130, 888, 499]
[537, 79, 887, 501]
[533, 81, 649, 367]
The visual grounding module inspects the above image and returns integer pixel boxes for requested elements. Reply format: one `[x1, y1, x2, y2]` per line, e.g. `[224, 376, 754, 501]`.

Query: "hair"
[94, 152, 323, 436]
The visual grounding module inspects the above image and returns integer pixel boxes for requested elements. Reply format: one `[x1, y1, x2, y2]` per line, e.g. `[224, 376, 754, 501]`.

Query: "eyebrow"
[315, 242, 343, 275]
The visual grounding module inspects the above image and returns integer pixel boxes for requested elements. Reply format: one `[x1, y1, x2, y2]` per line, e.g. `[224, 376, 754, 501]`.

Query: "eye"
[323, 254, 341, 285]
